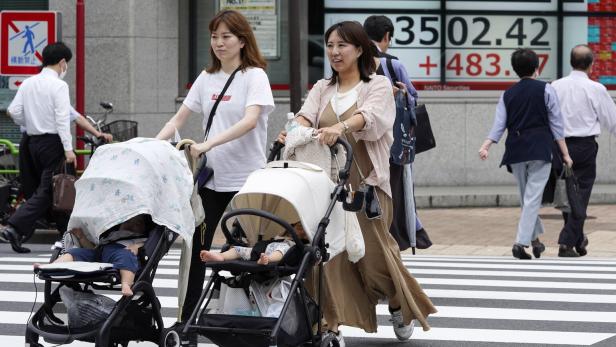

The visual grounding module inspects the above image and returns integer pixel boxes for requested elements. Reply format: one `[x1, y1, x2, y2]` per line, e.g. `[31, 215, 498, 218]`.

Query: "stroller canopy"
[230, 161, 357, 260]
[68, 138, 195, 243]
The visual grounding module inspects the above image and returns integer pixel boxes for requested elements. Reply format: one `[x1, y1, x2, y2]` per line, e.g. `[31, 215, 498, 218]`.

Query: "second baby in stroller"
[35, 214, 149, 296]
[200, 221, 308, 265]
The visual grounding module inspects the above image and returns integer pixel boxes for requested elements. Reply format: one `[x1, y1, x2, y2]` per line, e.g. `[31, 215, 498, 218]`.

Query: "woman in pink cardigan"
[286, 21, 436, 345]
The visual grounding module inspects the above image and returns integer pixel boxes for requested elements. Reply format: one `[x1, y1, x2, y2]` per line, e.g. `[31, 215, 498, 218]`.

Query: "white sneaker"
[336, 331, 346, 347]
[389, 309, 414, 341]
[331, 330, 345, 347]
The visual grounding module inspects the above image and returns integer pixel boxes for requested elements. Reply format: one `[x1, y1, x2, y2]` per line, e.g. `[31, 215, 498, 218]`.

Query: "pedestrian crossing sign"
[0, 11, 61, 76]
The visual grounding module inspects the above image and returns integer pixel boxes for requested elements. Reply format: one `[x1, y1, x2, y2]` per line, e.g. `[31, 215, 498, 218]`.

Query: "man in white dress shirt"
[2, 42, 75, 253]
[551, 44, 616, 257]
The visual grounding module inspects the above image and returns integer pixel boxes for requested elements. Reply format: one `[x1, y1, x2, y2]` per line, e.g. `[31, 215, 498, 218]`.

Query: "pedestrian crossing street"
[0, 248, 615, 346]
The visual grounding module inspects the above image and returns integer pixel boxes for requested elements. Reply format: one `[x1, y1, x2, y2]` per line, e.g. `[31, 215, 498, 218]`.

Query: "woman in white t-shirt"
[155, 10, 274, 325]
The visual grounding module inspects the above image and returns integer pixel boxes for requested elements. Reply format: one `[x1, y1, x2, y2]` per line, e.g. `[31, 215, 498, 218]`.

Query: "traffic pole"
[76, 0, 85, 170]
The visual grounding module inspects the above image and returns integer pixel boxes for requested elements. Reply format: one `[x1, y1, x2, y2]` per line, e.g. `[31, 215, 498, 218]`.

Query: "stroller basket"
[197, 314, 279, 347]
[101, 120, 138, 142]
[197, 288, 318, 347]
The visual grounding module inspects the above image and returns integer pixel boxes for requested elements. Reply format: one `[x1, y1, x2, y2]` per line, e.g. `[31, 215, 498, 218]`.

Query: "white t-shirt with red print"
[183, 67, 274, 192]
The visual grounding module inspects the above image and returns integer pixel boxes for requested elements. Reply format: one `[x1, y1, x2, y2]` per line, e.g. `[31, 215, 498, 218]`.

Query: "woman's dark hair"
[511, 48, 538, 78]
[325, 21, 376, 86]
[207, 10, 267, 73]
[570, 44, 594, 70]
[42, 42, 72, 67]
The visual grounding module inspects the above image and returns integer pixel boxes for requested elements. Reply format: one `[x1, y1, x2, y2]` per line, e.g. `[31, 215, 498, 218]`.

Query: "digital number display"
[324, 0, 616, 90]
[325, 13, 557, 89]
[441, 15, 557, 85]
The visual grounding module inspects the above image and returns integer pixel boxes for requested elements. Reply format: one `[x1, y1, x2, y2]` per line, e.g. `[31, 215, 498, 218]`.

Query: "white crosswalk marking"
[1, 250, 615, 346]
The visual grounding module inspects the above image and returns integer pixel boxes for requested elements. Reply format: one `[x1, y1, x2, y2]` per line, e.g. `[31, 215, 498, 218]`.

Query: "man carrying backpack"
[364, 15, 432, 252]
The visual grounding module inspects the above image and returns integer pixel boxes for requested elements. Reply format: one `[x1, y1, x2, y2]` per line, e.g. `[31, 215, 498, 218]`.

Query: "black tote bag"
[564, 166, 587, 220]
[414, 104, 436, 154]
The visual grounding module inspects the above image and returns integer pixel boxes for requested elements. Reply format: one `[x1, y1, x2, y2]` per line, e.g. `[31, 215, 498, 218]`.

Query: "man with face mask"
[2, 42, 75, 253]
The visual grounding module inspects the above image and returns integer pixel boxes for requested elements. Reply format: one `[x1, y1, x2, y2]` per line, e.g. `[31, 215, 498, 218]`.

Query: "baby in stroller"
[35, 214, 148, 296]
[200, 221, 308, 265]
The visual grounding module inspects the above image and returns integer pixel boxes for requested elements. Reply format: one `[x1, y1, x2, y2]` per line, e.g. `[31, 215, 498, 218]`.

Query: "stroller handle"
[220, 208, 305, 252]
[267, 137, 353, 182]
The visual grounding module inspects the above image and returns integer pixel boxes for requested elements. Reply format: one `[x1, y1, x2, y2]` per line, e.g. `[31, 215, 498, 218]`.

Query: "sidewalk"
[405, 204, 616, 258]
[212, 204, 616, 258]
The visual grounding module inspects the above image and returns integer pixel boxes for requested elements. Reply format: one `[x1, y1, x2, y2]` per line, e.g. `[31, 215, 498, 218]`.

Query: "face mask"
[59, 62, 68, 80]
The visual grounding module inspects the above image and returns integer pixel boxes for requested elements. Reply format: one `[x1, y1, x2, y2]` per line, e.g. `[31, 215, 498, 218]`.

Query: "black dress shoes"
[558, 245, 580, 257]
[575, 236, 589, 257]
[512, 244, 532, 260]
[531, 240, 546, 259]
[1, 226, 30, 253]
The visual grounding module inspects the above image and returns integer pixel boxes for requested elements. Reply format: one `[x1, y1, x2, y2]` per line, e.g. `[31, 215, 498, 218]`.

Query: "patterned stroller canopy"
[67, 138, 195, 244]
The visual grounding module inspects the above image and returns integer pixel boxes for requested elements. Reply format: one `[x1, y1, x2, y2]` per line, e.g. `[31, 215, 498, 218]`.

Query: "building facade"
[1, 0, 615, 200]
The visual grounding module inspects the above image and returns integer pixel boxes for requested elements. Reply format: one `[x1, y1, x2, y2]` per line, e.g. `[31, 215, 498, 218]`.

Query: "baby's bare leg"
[200, 248, 241, 262]
[54, 254, 75, 263]
[257, 250, 284, 265]
[120, 269, 135, 296]
[34, 253, 74, 269]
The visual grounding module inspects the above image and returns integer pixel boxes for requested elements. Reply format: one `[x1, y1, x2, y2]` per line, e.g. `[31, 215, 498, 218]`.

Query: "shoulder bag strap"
[203, 66, 241, 141]
[386, 57, 410, 106]
[386, 58, 399, 85]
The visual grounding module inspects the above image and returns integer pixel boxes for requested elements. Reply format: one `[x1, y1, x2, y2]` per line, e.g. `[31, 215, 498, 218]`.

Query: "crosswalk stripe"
[414, 277, 616, 290]
[407, 267, 616, 280]
[338, 326, 615, 345]
[424, 288, 616, 304]
[385, 306, 616, 323]
[401, 255, 616, 265]
[0, 263, 182, 275]
[7, 272, 611, 291]
[5, 335, 217, 346]
[403, 260, 616, 272]
[0, 257, 181, 267]
[4, 288, 616, 320]
[0, 310, 178, 327]
[8, 266, 616, 283]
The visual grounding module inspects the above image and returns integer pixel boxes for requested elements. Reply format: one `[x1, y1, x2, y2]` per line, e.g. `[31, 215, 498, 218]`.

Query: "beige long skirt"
[307, 103, 437, 332]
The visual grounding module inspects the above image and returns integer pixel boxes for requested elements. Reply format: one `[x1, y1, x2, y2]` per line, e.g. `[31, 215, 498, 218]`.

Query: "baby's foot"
[121, 283, 133, 296]
[33, 263, 41, 270]
[200, 250, 224, 262]
[257, 253, 269, 265]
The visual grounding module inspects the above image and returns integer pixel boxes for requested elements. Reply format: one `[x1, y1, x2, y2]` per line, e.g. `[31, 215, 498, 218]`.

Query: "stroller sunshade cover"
[230, 160, 356, 260]
[67, 138, 195, 243]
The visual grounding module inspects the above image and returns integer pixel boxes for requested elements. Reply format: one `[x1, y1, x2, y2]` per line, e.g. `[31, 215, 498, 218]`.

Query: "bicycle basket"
[101, 120, 138, 142]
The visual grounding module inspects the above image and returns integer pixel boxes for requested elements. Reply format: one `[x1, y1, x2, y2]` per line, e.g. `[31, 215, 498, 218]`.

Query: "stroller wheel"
[160, 328, 181, 347]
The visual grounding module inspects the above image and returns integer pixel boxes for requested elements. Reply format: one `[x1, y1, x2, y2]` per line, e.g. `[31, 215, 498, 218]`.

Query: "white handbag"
[249, 278, 291, 318]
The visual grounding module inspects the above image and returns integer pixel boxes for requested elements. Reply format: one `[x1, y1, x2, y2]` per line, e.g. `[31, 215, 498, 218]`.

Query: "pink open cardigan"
[296, 74, 395, 197]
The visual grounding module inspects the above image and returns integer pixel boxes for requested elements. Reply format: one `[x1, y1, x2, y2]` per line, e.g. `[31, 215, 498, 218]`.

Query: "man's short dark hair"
[570, 44, 594, 70]
[42, 42, 72, 67]
[363, 15, 394, 42]
[511, 48, 538, 78]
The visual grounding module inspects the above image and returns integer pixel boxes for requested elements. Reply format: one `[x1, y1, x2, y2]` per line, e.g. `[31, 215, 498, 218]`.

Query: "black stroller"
[25, 138, 198, 346]
[162, 138, 354, 347]
[27, 224, 177, 347]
